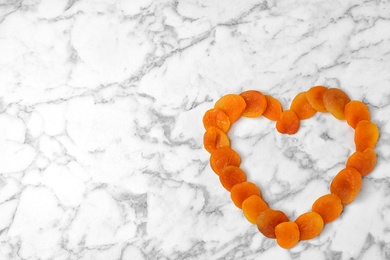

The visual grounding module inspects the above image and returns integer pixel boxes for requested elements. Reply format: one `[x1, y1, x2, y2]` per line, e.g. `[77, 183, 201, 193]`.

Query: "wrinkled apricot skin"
[257, 209, 289, 238]
[354, 120, 379, 152]
[203, 127, 230, 154]
[214, 94, 246, 124]
[330, 167, 362, 205]
[262, 95, 283, 121]
[242, 195, 269, 224]
[240, 90, 268, 118]
[312, 194, 343, 224]
[275, 222, 300, 249]
[276, 110, 300, 135]
[344, 101, 371, 129]
[203, 108, 231, 132]
[219, 166, 247, 191]
[306, 86, 328, 112]
[346, 148, 377, 176]
[323, 88, 351, 120]
[294, 212, 324, 240]
[231, 182, 262, 209]
[290, 92, 317, 120]
[210, 147, 241, 176]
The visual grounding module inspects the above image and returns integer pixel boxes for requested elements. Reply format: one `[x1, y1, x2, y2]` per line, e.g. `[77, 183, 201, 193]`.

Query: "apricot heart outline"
[203, 87, 378, 249]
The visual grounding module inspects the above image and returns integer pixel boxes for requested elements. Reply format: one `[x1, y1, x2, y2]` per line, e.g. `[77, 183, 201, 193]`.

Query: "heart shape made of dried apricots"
[202, 86, 379, 249]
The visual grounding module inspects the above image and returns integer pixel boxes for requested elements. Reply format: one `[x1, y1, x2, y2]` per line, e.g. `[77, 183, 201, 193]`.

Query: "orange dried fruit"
[275, 222, 300, 249]
[230, 182, 261, 209]
[294, 212, 324, 240]
[219, 166, 247, 191]
[203, 108, 231, 132]
[323, 88, 351, 120]
[290, 92, 317, 120]
[214, 94, 246, 124]
[312, 194, 343, 224]
[256, 209, 289, 238]
[203, 87, 379, 248]
[306, 86, 328, 112]
[330, 167, 362, 205]
[240, 90, 268, 118]
[203, 127, 230, 154]
[276, 110, 300, 135]
[346, 148, 377, 176]
[354, 120, 379, 152]
[210, 147, 241, 176]
[242, 195, 269, 224]
[344, 101, 371, 129]
[262, 95, 283, 121]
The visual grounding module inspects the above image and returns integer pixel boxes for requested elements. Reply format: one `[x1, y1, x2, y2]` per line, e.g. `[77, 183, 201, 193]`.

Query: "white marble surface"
[0, 0, 389, 259]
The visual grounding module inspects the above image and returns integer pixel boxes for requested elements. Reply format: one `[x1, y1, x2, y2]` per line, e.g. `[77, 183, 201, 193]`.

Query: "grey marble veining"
[0, 0, 389, 259]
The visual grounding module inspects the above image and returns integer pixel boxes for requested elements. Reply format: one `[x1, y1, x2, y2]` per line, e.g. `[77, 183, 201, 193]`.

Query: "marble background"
[0, 0, 389, 259]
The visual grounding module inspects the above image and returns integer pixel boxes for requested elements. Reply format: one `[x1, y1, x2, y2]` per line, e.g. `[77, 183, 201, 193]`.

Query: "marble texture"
[0, 0, 390, 259]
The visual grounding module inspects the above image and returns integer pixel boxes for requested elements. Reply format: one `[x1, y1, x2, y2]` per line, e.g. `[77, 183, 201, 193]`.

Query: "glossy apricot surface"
[240, 90, 268, 118]
[214, 94, 246, 123]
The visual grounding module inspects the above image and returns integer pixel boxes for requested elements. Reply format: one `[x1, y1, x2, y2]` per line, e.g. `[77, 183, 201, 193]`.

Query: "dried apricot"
[203, 108, 231, 132]
[312, 194, 343, 224]
[210, 147, 241, 176]
[346, 148, 377, 176]
[306, 86, 328, 112]
[203, 87, 379, 249]
[294, 212, 324, 240]
[219, 166, 247, 191]
[257, 209, 289, 238]
[330, 167, 362, 205]
[290, 92, 317, 120]
[276, 110, 300, 135]
[242, 195, 269, 224]
[203, 127, 230, 154]
[323, 88, 350, 120]
[230, 182, 261, 209]
[344, 101, 370, 129]
[240, 90, 268, 118]
[354, 120, 379, 152]
[214, 94, 246, 123]
[262, 95, 283, 121]
[275, 222, 300, 249]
